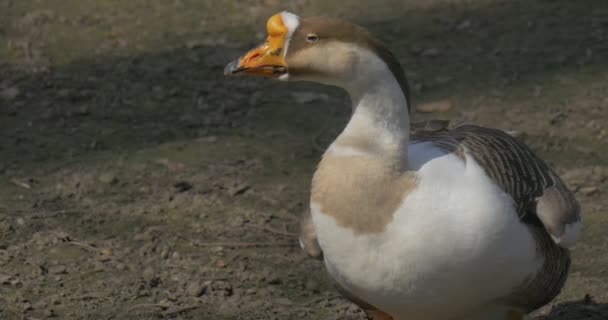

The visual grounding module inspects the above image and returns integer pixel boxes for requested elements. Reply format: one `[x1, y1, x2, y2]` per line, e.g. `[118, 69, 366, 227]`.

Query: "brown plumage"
[287, 16, 411, 112]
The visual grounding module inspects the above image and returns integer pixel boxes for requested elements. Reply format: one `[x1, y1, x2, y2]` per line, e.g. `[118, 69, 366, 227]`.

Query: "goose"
[224, 12, 581, 320]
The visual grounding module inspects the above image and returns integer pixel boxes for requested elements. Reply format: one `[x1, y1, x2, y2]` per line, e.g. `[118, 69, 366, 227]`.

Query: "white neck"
[333, 49, 410, 166]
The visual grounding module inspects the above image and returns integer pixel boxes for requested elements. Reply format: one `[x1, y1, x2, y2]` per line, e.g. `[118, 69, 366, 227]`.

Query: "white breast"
[310, 142, 543, 320]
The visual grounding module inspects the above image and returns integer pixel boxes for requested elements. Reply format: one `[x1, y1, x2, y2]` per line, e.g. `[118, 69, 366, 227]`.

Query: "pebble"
[186, 281, 207, 297]
[98, 173, 117, 185]
[142, 266, 156, 280]
[51, 266, 67, 275]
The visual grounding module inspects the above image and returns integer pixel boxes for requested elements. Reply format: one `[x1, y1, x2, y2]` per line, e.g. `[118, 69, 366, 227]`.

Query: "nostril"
[247, 52, 261, 62]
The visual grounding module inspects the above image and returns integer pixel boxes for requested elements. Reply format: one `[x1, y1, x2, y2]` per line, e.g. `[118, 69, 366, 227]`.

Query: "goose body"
[225, 12, 581, 320]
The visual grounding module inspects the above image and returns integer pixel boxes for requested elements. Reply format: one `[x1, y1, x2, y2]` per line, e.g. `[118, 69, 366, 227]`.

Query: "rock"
[215, 259, 226, 268]
[142, 266, 155, 280]
[416, 99, 453, 113]
[97, 173, 117, 185]
[186, 281, 207, 297]
[51, 266, 67, 275]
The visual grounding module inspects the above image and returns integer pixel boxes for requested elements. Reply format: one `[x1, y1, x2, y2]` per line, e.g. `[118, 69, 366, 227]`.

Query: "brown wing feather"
[412, 124, 581, 240]
[413, 124, 580, 312]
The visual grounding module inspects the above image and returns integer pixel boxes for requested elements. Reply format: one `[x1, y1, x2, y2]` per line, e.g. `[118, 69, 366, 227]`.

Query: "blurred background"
[0, 0, 607, 319]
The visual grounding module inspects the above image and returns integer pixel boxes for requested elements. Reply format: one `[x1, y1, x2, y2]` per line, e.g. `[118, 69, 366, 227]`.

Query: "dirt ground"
[0, 0, 607, 319]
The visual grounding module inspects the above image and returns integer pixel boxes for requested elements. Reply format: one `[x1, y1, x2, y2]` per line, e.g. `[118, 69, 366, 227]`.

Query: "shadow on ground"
[0, 0, 607, 319]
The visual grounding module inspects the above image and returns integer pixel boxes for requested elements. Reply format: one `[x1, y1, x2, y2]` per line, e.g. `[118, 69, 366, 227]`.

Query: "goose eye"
[306, 33, 319, 43]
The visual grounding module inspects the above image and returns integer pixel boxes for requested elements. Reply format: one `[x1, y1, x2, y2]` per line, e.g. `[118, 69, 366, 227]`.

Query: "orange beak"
[224, 13, 290, 78]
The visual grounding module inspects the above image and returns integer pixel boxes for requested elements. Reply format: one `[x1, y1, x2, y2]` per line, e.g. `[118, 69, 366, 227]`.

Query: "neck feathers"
[332, 47, 410, 166]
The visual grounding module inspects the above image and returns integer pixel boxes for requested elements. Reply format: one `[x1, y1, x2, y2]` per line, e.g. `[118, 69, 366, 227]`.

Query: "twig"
[66, 240, 99, 252]
[29, 209, 80, 219]
[163, 305, 198, 316]
[246, 224, 297, 238]
[10, 177, 31, 189]
[200, 276, 229, 281]
[126, 303, 170, 313]
[195, 241, 295, 248]
[49, 231, 99, 252]
[179, 236, 296, 248]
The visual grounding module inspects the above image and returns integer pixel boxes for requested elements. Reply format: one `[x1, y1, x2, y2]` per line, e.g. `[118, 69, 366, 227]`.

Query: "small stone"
[98, 173, 117, 185]
[215, 259, 226, 268]
[186, 281, 207, 297]
[416, 99, 453, 113]
[51, 265, 67, 275]
[142, 266, 155, 280]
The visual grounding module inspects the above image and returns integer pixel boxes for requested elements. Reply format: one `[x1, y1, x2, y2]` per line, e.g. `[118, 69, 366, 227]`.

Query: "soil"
[0, 0, 607, 319]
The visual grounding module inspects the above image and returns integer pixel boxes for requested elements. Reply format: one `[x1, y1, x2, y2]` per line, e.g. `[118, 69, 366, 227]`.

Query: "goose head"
[225, 12, 409, 104]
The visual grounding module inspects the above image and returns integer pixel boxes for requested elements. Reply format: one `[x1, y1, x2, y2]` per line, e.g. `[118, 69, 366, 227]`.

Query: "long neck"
[332, 57, 410, 169]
